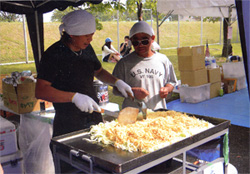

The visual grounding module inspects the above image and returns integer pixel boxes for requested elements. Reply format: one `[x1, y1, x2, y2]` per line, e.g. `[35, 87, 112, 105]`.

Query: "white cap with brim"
[129, 21, 154, 39]
[59, 10, 96, 36]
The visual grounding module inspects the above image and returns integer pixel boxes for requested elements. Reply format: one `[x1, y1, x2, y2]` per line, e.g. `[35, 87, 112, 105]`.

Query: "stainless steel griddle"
[51, 112, 230, 174]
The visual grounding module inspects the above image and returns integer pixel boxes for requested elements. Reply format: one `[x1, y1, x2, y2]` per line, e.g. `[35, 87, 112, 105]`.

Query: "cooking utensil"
[127, 92, 147, 119]
[98, 108, 119, 117]
[117, 107, 139, 125]
[94, 108, 119, 123]
[95, 107, 139, 125]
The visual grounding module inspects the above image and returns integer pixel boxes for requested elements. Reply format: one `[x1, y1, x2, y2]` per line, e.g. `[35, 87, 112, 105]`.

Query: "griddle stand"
[52, 128, 229, 174]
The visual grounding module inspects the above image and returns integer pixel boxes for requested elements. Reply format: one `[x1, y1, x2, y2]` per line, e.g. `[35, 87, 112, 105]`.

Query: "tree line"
[0, 0, 234, 56]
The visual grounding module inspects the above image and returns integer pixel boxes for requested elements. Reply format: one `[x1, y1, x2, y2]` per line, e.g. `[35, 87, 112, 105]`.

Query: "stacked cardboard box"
[178, 46, 208, 86]
[177, 46, 210, 103]
[207, 68, 221, 98]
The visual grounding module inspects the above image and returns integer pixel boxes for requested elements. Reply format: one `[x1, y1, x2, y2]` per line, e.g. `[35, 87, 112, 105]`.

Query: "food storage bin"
[179, 83, 210, 103]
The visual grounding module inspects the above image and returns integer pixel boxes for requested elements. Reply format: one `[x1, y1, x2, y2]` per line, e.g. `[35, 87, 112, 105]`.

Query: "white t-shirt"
[112, 51, 177, 110]
[102, 45, 118, 60]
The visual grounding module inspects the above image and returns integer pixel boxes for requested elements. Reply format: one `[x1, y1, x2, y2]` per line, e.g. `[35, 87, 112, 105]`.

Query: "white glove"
[115, 79, 134, 98]
[72, 93, 101, 113]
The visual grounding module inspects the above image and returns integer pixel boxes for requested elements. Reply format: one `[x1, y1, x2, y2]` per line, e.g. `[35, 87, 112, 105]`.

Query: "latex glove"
[132, 87, 149, 100]
[72, 93, 101, 113]
[115, 79, 134, 98]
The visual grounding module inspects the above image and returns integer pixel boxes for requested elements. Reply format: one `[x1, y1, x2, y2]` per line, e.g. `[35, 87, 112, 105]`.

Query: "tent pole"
[156, 11, 159, 45]
[117, 0, 120, 52]
[236, 19, 239, 42]
[200, 16, 203, 45]
[35, 10, 42, 62]
[220, 17, 222, 45]
[22, 14, 28, 63]
[150, 9, 152, 27]
[178, 15, 180, 48]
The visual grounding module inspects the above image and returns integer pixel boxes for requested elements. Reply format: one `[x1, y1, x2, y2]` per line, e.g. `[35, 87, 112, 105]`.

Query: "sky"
[43, 0, 127, 22]
[43, 12, 53, 22]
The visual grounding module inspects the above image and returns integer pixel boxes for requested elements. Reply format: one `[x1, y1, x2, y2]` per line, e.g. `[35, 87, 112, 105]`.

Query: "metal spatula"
[117, 107, 139, 125]
[126, 92, 147, 119]
[94, 108, 119, 123]
[96, 107, 139, 125]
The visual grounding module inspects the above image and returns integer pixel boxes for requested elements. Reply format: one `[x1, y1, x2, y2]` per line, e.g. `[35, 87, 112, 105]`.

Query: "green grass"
[0, 21, 242, 109]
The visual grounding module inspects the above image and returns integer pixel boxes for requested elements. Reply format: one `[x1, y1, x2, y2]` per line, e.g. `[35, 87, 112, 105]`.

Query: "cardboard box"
[177, 46, 205, 71]
[0, 74, 8, 94]
[2, 81, 52, 114]
[180, 69, 208, 86]
[223, 78, 237, 94]
[0, 116, 18, 156]
[207, 68, 221, 83]
[210, 82, 221, 99]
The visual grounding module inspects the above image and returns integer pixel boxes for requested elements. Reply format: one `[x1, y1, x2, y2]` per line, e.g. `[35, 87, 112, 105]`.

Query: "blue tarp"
[168, 88, 250, 128]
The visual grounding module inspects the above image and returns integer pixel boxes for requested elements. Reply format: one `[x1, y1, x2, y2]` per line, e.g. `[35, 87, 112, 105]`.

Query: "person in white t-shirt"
[112, 21, 177, 110]
[102, 37, 121, 62]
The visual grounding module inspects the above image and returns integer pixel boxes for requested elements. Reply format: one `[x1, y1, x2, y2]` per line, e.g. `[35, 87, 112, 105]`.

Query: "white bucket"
[228, 163, 238, 174]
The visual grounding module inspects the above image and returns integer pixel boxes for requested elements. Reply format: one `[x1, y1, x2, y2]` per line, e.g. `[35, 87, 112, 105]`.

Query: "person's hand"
[115, 79, 134, 98]
[159, 87, 171, 98]
[72, 93, 101, 113]
[132, 87, 149, 100]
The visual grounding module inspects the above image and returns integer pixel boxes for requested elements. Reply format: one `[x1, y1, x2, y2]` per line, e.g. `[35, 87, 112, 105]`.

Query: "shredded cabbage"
[89, 111, 214, 153]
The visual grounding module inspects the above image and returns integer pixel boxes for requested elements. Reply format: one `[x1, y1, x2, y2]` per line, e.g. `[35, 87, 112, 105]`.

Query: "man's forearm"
[35, 79, 75, 103]
[95, 68, 118, 86]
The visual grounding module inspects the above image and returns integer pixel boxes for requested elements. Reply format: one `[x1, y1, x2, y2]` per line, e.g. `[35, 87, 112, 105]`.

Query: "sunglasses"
[132, 39, 150, 46]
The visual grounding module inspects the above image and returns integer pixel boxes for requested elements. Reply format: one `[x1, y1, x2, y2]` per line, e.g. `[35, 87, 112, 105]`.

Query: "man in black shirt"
[36, 10, 133, 137]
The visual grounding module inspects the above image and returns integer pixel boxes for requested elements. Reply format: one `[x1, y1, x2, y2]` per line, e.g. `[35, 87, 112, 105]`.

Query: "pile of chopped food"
[89, 110, 214, 153]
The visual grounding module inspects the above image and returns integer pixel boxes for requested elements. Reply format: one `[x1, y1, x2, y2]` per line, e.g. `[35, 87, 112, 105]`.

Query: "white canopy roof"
[157, 0, 236, 18]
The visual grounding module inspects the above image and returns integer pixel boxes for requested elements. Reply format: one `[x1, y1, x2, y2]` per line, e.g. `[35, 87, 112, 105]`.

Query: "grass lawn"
[0, 43, 242, 109]
[0, 21, 242, 109]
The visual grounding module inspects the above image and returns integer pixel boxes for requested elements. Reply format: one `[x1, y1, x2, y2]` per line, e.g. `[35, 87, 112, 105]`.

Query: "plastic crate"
[179, 84, 210, 103]
[236, 76, 247, 90]
[222, 62, 245, 78]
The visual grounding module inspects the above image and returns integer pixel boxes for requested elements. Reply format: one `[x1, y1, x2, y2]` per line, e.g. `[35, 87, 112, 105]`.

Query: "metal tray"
[51, 112, 230, 173]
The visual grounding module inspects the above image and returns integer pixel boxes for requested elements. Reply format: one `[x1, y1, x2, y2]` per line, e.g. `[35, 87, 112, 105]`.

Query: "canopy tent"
[157, 0, 249, 97]
[157, 0, 236, 18]
[0, 0, 102, 71]
[235, 0, 250, 98]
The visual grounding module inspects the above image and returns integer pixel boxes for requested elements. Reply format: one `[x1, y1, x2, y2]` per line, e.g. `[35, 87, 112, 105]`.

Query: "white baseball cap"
[129, 21, 154, 38]
[59, 10, 96, 36]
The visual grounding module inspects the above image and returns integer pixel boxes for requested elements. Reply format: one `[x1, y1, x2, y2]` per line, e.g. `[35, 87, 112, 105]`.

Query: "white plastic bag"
[19, 115, 55, 174]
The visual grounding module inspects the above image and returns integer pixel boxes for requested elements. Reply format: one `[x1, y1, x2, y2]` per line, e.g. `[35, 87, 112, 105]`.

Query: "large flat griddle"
[51, 112, 230, 173]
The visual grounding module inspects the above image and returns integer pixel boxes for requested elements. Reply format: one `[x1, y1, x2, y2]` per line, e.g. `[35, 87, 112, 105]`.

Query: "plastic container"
[236, 76, 247, 90]
[205, 56, 216, 69]
[222, 62, 245, 78]
[0, 117, 18, 156]
[93, 80, 109, 105]
[179, 83, 210, 103]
